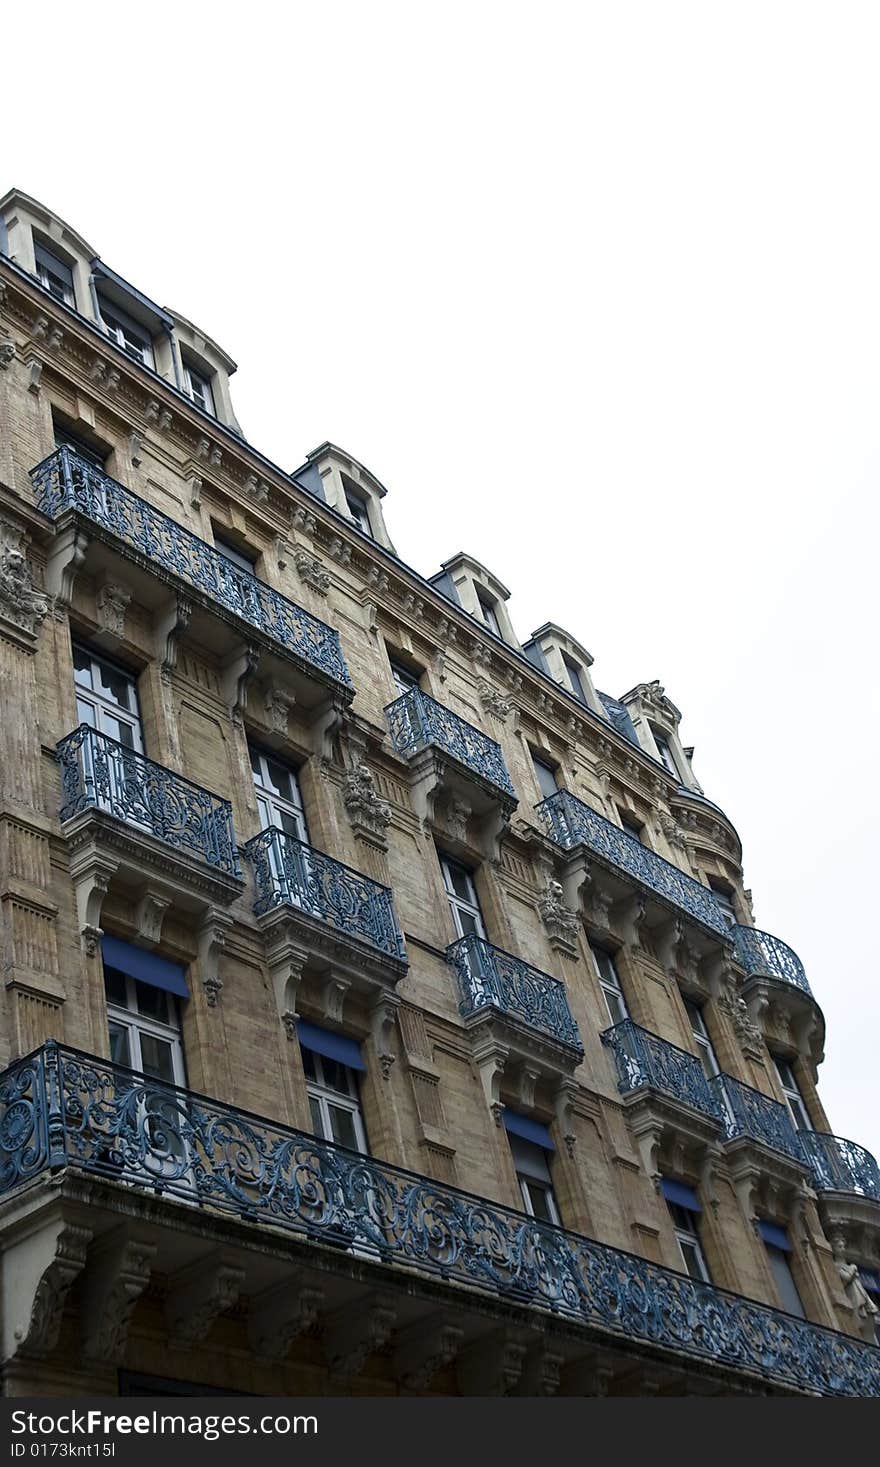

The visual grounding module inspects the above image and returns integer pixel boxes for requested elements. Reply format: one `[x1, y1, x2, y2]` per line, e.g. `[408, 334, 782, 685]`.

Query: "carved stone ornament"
[343, 762, 391, 846]
[0, 339, 14, 369]
[537, 878, 580, 948]
[294, 547, 330, 595]
[0, 519, 49, 638]
[718, 972, 764, 1058]
[95, 579, 131, 640]
[264, 680, 296, 734]
[478, 679, 512, 721]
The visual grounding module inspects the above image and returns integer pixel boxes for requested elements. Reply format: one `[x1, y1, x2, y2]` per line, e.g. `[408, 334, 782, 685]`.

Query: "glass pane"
[108, 1021, 131, 1067]
[445, 861, 474, 904]
[328, 1103, 359, 1150]
[97, 662, 134, 710]
[104, 966, 129, 1009]
[679, 1237, 709, 1282]
[523, 1180, 555, 1223]
[75, 696, 97, 727]
[135, 980, 172, 1025]
[456, 907, 480, 938]
[264, 756, 298, 805]
[603, 985, 628, 1026]
[320, 1058, 351, 1096]
[73, 647, 93, 686]
[308, 1094, 324, 1137]
[767, 1247, 805, 1317]
[139, 1033, 176, 1084]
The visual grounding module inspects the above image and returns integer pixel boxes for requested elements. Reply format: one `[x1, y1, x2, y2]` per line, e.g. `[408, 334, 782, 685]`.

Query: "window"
[73, 645, 143, 750]
[344, 487, 373, 537]
[388, 656, 421, 695]
[651, 727, 679, 778]
[667, 1200, 712, 1283]
[105, 962, 186, 1087]
[773, 1055, 812, 1132]
[709, 881, 737, 926]
[759, 1222, 805, 1317]
[619, 811, 644, 843]
[34, 241, 75, 305]
[54, 424, 106, 469]
[99, 303, 155, 368]
[477, 591, 501, 636]
[684, 999, 722, 1083]
[440, 854, 486, 939]
[562, 654, 588, 704]
[589, 943, 629, 1026]
[532, 754, 559, 802]
[213, 534, 257, 576]
[301, 1042, 368, 1152]
[184, 360, 215, 416]
[250, 747, 308, 843]
[504, 1112, 560, 1224]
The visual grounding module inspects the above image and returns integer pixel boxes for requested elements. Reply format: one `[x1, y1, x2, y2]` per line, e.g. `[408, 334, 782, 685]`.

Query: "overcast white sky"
[6, 3, 878, 1155]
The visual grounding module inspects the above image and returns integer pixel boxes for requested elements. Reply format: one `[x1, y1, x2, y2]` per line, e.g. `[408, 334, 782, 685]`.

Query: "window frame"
[104, 967, 187, 1089]
[507, 1132, 561, 1225]
[667, 1200, 712, 1283]
[773, 1055, 812, 1132]
[589, 942, 630, 1026]
[388, 655, 422, 695]
[344, 486, 373, 537]
[476, 591, 502, 636]
[531, 753, 559, 802]
[34, 240, 75, 305]
[651, 726, 679, 778]
[562, 654, 588, 704]
[249, 745, 309, 844]
[213, 532, 258, 576]
[765, 1241, 806, 1318]
[439, 853, 487, 939]
[98, 299, 156, 368]
[72, 644, 144, 751]
[183, 359, 216, 416]
[301, 1046, 368, 1153]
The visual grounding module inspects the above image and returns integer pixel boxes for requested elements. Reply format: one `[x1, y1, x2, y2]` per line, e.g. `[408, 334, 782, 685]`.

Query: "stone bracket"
[81, 1227, 156, 1365]
[394, 1315, 463, 1390]
[248, 1275, 324, 1363]
[165, 1255, 245, 1350]
[325, 1295, 396, 1380]
[2, 1218, 93, 1362]
[456, 1329, 527, 1396]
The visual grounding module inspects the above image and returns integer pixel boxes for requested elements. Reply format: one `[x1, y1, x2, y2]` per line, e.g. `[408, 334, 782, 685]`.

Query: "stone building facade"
[0, 188, 877, 1398]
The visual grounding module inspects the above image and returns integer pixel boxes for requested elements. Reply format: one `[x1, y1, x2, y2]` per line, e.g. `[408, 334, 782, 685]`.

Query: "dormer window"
[184, 360, 215, 416]
[34, 241, 74, 305]
[651, 728, 679, 779]
[100, 301, 154, 368]
[344, 486, 373, 537]
[562, 654, 588, 704]
[477, 591, 501, 636]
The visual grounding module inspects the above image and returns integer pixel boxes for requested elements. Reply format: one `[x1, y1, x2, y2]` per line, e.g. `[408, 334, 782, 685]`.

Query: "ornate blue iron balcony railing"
[710, 1074, 806, 1166]
[243, 826, 406, 962]
[799, 1132, 880, 1203]
[601, 1020, 724, 1123]
[56, 724, 241, 878]
[385, 688, 516, 802]
[446, 934, 583, 1054]
[731, 925, 813, 999]
[31, 446, 352, 692]
[537, 790, 728, 936]
[0, 1043, 876, 1397]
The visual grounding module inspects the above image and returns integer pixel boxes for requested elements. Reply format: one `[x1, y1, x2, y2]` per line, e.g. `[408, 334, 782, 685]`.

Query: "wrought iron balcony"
[731, 925, 813, 999]
[537, 790, 728, 935]
[799, 1132, 880, 1203]
[56, 724, 241, 877]
[446, 934, 583, 1054]
[601, 1020, 724, 1123]
[1, 1042, 876, 1397]
[385, 687, 516, 802]
[244, 826, 406, 962]
[710, 1074, 806, 1165]
[31, 446, 352, 693]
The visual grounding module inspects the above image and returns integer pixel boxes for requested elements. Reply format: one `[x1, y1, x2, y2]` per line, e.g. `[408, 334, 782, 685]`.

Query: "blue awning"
[296, 1020, 365, 1072]
[101, 935, 189, 999]
[660, 1178, 702, 1212]
[758, 1220, 792, 1252]
[502, 1110, 555, 1152]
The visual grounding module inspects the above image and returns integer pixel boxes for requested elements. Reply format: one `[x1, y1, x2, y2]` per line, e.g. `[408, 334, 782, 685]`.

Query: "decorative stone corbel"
[554, 1079, 578, 1159]
[261, 679, 296, 736]
[536, 877, 580, 955]
[165, 1255, 245, 1350]
[197, 907, 234, 1007]
[342, 762, 391, 850]
[69, 851, 118, 954]
[395, 1316, 463, 1391]
[477, 679, 511, 721]
[248, 1276, 323, 1362]
[293, 547, 330, 595]
[81, 1229, 157, 1365]
[265, 924, 309, 1033]
[371, 994, 400, 1080]
[310, 695, 346, 762]
[2, 1219, 93, 1362]
[516, 1064, 540, 1112]
[616, 892, 649, 950]
[154, 594, 192, 682]
[654, 916, 684, 973]
[244, 472, 268, 503]
[516, 1344, 564, 1396]
[128, 431, 144, 467]
[325, 1296, 396, 1380]
[95, 576, 131, 644]
[45, 522, 89, 615]
[471, 1033, 508, 1125]
[456, 1331, 527, 1396]
[187, 473, 203, 509]
[318, 974, 352, 1026]
[329, 536, 352, 566]
[221, 641, 260, 722]
[0, 339, 14, 369]
[291, 504, 318, 536]
[367, 565, 390, 593]
[134, 889, 172, 948]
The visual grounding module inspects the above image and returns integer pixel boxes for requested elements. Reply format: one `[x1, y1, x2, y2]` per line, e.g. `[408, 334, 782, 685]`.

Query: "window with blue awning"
[502, 1109, 555, 1151]
[660, 1178, 702, 1212]
[101, 935, 189, 999]
[757, 1219, 792, 1252]
[296, 1019, 366, 1072]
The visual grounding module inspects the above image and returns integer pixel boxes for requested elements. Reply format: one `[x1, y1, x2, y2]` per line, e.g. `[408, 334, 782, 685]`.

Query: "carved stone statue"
[0, 541, 49, 636]
[537, 878, 579, 946]
[343, 763, 391, 842]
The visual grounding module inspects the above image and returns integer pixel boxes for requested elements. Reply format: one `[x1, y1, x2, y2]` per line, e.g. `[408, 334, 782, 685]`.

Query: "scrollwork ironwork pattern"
[447, 935, 583, 1053]
[710, 1075, 806, 1164]
[732, 925, 813, 998]
[537, 791, 728, 934]
[601, 1020, 725, 1123]
[799, 1132, 880, 1202]
[56, 724, 242, 877]
[385, 688, 516, 800]
[2, 1042, 878, 1397]
[244, 827, 406, 961]
[31, 447, 352, 690]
